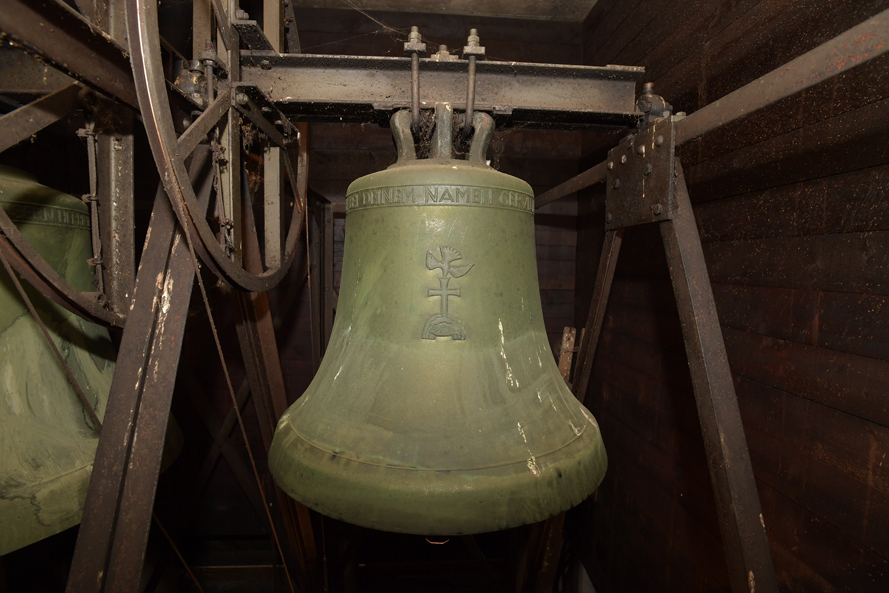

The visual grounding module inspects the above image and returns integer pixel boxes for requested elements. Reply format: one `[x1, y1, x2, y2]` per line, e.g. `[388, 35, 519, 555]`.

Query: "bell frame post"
[570, 115, 778, 592]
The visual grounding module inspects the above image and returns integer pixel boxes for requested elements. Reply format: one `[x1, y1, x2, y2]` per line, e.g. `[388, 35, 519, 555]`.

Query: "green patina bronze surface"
[270, 106, 606, 534]
[0, 167, 181, 555]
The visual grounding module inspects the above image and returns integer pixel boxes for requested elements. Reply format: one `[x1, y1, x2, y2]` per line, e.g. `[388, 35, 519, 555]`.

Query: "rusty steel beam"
[676, 7, 889, 144]
[0, 47, 74, 96]
[535, 160, 607, 209]
[0, 83, 81, 153]
[572, 228, 622, 404]
[0, 0, 139, 109]
[660, 166, 778, 593]
[573, 122, 779, 591]
[95, 103, 136, 317]
[241, 52, 644, 129]
[67, 150, 214, 593]
[536, 8, 889, 206]
[234, 163, 315, 589]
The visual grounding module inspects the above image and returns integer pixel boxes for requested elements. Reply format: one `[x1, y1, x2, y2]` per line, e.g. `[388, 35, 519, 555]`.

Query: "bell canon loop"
[269, 104, 607, 534]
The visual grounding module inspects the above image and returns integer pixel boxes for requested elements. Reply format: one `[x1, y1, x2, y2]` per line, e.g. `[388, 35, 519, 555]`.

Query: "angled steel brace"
[67, 149, 214, 593]
[535, 7, 889, 208]
[572, 117, 779, 593]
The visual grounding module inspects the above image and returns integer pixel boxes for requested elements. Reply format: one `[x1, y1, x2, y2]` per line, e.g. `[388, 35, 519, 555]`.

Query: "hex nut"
[644, 164, 653, 175]
[260, 60, 272, 70]
[607, 161, 614, 170]
[651, 204, 663, 216]
[612, 179, 621, 189]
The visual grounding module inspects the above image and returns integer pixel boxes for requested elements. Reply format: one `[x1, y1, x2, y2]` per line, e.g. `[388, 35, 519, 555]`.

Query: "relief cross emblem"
[422, 246, 473, 340]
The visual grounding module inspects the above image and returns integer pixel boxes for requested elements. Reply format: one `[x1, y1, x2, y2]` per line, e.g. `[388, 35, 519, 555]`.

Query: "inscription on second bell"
[346, 185, 533, 213]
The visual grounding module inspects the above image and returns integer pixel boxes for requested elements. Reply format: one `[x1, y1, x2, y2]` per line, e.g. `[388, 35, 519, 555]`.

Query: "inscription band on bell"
[346, 185, 534, 214]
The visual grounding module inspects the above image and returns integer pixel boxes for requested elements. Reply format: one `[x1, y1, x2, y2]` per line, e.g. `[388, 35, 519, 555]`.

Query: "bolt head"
[607, 161, 614, 170]
[236, 93, 248, 105]
[620, 155, 627, 164]
[606, 212, 613, 223]
[637, 144, 645, 156]
[644, 163, 653, 175]
[651, 204, 663, 216]
[655, 135, 664, 147]
[612, 179, 621, 189]
[260, 59, 271, 70]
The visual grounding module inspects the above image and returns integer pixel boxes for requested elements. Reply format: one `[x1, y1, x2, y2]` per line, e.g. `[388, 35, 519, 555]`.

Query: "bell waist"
[345, 183, 535, 214]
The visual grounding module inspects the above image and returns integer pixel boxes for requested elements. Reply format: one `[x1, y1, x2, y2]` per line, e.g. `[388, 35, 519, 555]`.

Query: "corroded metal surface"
[241, 52, 644, 129]
[67, 152, 212, 593]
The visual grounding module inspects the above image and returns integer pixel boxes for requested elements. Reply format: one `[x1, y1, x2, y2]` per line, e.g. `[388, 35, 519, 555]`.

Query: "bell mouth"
[269, 417, 607, 535]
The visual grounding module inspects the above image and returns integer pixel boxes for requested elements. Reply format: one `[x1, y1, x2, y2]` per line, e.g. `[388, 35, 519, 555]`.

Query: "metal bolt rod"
[464, 54, 476, 134]
[411, 51, 420, 127]
[205, 63, 215, 102]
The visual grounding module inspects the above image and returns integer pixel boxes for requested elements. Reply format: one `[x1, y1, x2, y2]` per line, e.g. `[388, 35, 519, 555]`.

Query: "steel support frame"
[549, 15, 889, 590]
[0, 3, 883, 592]
[534, 7, 889, 207]
[232, 160, 316, 589]
[0, 83, 82, 153]
[67, 149, 214, 593]
[570, 116, 778, 591]
[0, 0, 139, 110]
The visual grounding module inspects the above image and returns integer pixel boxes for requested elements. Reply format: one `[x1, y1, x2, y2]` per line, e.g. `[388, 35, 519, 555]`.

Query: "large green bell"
[0, 167, 181, 555]
[269, 105, 606, 534]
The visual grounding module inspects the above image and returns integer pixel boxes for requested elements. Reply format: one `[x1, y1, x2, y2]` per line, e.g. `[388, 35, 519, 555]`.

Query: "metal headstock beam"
[240, 52, 644, 129]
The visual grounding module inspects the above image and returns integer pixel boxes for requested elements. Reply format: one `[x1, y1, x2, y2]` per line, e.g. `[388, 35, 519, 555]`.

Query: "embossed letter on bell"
[269, 104, 607, 535]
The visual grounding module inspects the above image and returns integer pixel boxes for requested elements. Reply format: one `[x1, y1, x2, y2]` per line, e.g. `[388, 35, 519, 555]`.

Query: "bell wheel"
[126, 0, 305, 293]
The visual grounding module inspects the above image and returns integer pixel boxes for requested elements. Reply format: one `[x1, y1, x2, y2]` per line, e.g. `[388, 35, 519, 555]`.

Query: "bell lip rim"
[269, 423, 607, 536]
[275, 419, 597, 473]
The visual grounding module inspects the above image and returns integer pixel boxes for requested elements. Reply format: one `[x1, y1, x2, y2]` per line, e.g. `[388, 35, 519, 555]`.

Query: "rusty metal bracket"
[605, 116, 677, 229]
